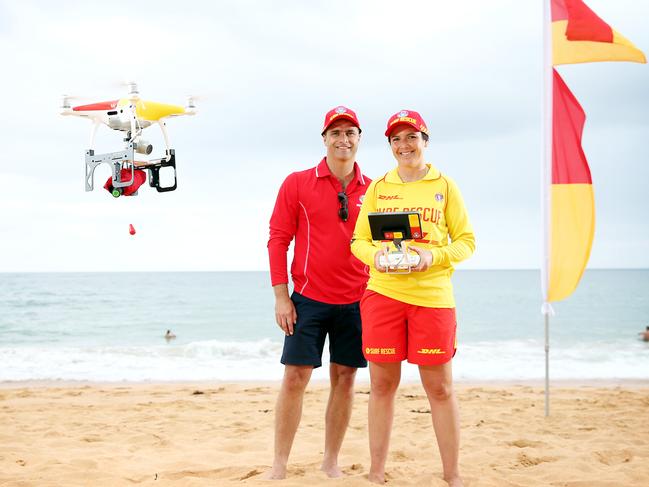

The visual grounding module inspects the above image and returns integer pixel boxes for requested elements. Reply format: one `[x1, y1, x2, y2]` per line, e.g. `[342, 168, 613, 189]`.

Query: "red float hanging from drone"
[60, 83, 197, 197]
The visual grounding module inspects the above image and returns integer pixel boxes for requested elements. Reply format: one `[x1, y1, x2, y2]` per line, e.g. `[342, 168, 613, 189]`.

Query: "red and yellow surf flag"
[547, 69, 594, 301]
[552, 0, 646, 65]
[544, 1, 645, 303]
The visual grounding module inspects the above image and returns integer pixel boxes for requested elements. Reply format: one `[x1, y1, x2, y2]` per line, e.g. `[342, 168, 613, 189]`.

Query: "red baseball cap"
[385, 109, 429, 137]
[321, 106, 361, 134]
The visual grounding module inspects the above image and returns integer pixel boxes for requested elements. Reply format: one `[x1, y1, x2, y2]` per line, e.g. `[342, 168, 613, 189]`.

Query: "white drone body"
[60, 82, 197, 197]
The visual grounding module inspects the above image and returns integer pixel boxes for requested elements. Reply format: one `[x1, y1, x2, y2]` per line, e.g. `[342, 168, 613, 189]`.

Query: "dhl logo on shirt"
[377, 195, 403, 200]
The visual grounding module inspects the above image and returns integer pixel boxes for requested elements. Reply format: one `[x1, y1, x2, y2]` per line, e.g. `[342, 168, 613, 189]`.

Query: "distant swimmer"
[639, 326, 649, 342]
[164, 329, 176, 340]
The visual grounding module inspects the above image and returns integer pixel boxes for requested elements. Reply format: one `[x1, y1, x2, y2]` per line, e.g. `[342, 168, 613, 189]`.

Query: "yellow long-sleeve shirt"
[351, 164, 475, 308]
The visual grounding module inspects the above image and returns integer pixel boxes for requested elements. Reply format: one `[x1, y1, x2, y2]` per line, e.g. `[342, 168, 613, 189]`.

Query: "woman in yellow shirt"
[351, 110, 475, 486]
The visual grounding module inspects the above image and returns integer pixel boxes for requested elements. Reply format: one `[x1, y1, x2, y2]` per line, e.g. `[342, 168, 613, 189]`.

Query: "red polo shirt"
[268, 158, 371, 304]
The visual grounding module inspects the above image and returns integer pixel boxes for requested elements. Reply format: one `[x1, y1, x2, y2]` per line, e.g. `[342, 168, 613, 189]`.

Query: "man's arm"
[273, 284, 297, 336]
[268, 174, 299, 335]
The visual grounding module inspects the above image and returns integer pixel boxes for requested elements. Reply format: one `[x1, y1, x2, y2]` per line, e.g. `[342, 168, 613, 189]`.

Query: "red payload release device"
[104, 168, 147, 197]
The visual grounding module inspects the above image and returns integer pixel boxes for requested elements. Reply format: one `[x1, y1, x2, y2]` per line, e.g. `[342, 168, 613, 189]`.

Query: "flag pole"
[541, 0, 553, 417]
[544, 312, 550, 416]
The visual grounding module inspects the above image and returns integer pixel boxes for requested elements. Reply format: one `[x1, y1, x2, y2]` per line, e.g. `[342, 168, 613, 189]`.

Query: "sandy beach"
[1, 381, 648, 486]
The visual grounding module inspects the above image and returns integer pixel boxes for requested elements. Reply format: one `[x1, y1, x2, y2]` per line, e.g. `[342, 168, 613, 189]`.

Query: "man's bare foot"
[368, 471, 385, 484]
[261, 465, 287, 480]
[444, 475, 463, 487]
[320, 462, 343, 478]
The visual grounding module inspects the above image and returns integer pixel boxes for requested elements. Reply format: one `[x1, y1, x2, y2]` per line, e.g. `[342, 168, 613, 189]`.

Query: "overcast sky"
[0, 0, 647, 272]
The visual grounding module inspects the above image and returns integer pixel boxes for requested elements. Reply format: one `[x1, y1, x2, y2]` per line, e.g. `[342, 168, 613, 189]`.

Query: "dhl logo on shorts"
[417, 348, 446, 355]
[365, 347, 396, 355]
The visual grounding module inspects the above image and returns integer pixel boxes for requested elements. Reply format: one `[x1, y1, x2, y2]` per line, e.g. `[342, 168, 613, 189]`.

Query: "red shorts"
[360, 290, 457, 366]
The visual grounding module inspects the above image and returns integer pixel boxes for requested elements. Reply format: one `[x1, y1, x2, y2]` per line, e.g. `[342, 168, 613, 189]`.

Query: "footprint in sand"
[289, 466, 307, 476]
[243, 387, 267, 393]
[346, 463, 364, 473]
[239, 468, 261, 480]
[81, 435, 103, 443]
[508, 439, 547, 448]
[167, 467, 246, 480]
[594, 449, 633, 465]
[513, 452, 557, 468]
[390, 450, 409, 462]
[410, 407, 431, 414]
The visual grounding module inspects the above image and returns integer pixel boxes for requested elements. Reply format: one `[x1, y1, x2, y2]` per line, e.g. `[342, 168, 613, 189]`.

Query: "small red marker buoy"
[129, 224, 136, 235]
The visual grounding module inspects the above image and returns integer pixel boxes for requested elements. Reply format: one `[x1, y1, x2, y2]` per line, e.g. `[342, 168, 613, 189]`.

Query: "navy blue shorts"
[281, 292, 367, 369]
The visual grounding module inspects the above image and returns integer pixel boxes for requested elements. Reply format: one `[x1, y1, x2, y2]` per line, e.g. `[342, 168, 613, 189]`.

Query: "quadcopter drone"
[60, 82, 196, 197]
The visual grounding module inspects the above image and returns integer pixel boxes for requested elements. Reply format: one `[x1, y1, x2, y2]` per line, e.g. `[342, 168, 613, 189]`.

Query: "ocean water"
[0, 270, 647, 383]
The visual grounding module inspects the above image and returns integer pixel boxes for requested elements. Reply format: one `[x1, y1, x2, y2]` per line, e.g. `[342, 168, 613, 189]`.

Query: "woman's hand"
[373, 247, 389, 272]
[408, 245, 433, 272]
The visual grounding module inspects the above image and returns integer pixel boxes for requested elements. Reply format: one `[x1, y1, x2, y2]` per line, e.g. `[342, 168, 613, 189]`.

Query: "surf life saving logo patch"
[365, 347, 396, 355]
[398, 110, 409, 117]
[328, 106, 351, 125]
[435, 193, 444, 202]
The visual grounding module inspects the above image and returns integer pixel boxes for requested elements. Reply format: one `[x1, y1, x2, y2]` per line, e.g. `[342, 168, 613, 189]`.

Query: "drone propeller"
[101, 80, 140, 102]
[60, 94, 93, 114]
[124, 81, 140, 102]
[60, 94, 88, 108]
[183, 94, 206, 114]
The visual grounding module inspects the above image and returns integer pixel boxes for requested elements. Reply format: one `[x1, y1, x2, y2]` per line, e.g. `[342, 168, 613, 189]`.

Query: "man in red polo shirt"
[265, 106, 371, 479]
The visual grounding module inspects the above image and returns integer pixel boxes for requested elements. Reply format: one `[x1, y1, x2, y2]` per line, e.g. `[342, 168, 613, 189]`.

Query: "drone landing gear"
[85, 146, 177, 196]
[134, 150, 177, 193]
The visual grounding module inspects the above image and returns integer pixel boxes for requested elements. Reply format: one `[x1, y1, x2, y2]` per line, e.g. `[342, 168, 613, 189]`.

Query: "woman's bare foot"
[261, 464, 287, 480]
[368, 471, 385, 484]
[444, 475, 464, 487]
[320, 462, 343, 478]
